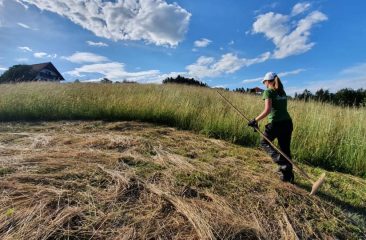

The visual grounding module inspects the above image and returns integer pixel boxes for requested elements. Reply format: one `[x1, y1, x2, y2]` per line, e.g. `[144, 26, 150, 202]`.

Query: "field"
[0, 83, 365, 177]
[0, 121, 365, 239]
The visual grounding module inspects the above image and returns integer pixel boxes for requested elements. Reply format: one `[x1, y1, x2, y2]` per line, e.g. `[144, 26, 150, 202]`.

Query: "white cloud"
[63, 52, 109, 63]
[19, 0, 191, 47]
[18, 46, 33, 52]
[291, 2, 311, 16]
[340, 62, 366, 76]
[65, 60, 191, 83]
[15, 0, 29, 9]
[17, 22, 31, 29]
[242, 68, 305, 83]
[242, 77, 262, 84]
[287, 77, 366, 96]
[286, 63, 366, 96]
[187, 52, 270, 78]
[65, 61, 164, 83]
[194, 38, 212, 48]
[278, 68, 305, 77]
[252, 5, 327, 59]
[86, 41, 108, 47]
[34, 52, 57, 59]
[34, 52, 47, 58]
[228, 40, 235, 45]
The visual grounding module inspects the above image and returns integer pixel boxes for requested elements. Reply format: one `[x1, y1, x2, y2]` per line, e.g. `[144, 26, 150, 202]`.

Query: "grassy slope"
[0, 83, 365, 177]
[0, 121, 365, 239]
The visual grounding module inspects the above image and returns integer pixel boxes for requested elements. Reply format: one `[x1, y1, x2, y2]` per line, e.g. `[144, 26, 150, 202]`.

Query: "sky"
[0, 0, 366, 95]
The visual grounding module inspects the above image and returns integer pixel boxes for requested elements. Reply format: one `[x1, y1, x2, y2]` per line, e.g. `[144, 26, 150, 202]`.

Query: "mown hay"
[0, 121, 365, 239]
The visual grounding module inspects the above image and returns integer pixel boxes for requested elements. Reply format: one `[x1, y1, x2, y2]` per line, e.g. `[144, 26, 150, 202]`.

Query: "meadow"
[0, 82, 365, 177]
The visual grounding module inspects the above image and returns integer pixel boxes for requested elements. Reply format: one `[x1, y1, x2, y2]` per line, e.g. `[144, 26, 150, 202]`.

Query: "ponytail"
[273, 76, 285, 96]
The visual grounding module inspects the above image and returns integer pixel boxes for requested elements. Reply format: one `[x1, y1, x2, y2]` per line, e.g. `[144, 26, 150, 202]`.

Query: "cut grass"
[0, 121, 365, 239]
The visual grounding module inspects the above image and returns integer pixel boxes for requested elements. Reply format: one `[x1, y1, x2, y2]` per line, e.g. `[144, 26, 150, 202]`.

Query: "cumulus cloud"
[34, 52, 47, 58]
[65, 60, 192, 83]
[18, 0, 191, 47]
[252, 5, 327, 59]
[194, 38, 212, 48]
[186, 52, 270, 78]
[63, 52, 109, 63]
[18, 46, 33, 52]
[86, 41, 108, 47]
[65, 62, 164, 82]
[34, 52, 57, 59]
[291, 2, 311, 16]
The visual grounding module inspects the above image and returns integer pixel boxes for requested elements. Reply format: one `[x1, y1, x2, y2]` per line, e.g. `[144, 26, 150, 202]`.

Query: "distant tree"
[162, 75, 208, 87]
[296, 89, 314, 101]
[315, 88, 330, 102]
[333, 88, 365, 107]
[74, 79, 80, 83]
[233, 87, 246, 93]
[101, 77, 112, 84]
[122, 80, 137, 84]
[0, 65, 33, 83]
[294, 88, 366, 107]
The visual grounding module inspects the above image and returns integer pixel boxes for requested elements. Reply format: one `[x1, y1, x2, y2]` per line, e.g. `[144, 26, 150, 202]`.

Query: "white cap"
[262, 72, 277, 83]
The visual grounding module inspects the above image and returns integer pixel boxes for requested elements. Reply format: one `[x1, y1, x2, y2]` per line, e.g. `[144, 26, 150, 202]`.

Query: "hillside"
[0, 121, 365, 239]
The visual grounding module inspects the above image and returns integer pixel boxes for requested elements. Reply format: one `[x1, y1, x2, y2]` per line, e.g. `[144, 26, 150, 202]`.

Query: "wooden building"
[29, 62, 64, 81]
[0, 62, 64, 83]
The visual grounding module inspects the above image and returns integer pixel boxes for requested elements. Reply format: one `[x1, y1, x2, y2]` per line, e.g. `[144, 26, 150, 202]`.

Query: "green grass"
[0, 167, 16, 177]
[0, 82, 365, 177]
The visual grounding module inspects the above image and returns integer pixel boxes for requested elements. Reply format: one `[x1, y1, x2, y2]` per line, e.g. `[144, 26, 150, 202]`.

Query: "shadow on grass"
[296, 181, 366, 222]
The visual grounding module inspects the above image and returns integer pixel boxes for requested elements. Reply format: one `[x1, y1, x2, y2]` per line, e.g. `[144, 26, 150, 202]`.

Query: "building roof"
[30, 62, 64, 80]
[251, 87, 264, 92]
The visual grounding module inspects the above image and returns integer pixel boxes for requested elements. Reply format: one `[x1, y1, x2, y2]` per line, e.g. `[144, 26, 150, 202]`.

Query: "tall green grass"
[0, 82, 365, 177]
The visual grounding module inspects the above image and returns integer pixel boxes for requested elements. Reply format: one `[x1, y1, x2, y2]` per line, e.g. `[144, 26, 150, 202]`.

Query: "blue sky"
[0, 0, 365, 95]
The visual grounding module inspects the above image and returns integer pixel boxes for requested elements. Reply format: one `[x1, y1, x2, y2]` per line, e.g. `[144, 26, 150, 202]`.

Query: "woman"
[248, 72, 294, 183]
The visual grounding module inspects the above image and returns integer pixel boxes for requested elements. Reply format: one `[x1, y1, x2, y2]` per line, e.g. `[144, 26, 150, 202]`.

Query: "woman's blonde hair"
[270, 76, 286, 96]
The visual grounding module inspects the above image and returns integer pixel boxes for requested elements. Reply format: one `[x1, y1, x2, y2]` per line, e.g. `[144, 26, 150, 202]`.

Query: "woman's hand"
[248, 119, 259, 131]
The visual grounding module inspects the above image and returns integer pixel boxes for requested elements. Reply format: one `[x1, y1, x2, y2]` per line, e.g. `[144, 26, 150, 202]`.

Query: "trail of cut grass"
[0, 121, 365, 239]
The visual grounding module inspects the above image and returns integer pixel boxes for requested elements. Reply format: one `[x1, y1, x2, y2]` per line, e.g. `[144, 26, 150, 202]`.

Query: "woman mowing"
[248, 72, 294, 183]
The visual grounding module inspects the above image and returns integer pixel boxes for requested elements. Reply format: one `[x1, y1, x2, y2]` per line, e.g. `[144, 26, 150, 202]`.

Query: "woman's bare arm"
[255, 99, 271, 122]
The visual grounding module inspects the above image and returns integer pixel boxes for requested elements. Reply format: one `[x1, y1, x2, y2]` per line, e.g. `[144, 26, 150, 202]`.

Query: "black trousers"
[260, 119, 293, 168]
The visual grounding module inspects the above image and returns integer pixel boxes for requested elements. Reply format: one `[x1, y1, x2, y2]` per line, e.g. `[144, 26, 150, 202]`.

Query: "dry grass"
[0, 121, 365, 239]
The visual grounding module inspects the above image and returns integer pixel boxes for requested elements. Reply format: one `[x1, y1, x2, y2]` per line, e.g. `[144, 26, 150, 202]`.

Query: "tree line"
[0, 65, 33, 83]
[294, 88, 366, 107]
[162, 75, 208, 87]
